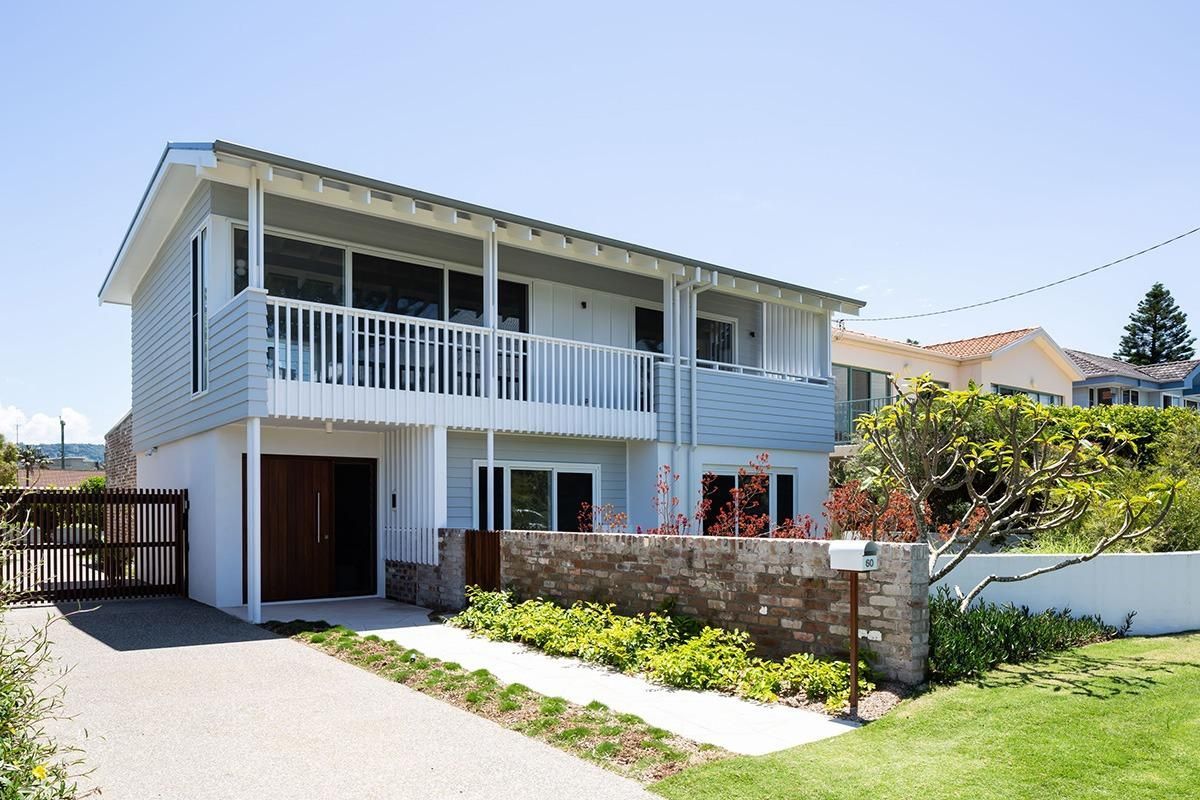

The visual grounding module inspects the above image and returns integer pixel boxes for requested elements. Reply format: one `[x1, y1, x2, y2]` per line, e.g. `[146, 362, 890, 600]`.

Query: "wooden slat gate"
[464, 530, 501, 591]
[0, 488, 188, 603]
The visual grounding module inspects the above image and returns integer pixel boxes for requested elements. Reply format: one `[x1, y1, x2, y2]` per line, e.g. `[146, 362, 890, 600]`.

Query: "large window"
[993, 384, 1062, 406]
[447, 271, 529, 332]
[191, 228, 208, 394]
[633, 307, 736, 363]
[475, 462, 598, 532]
[832, 365, 890, 405]
[700, 469, 797, 534]
[696, 316, 735, 363]
[352, 252, 441, 318]
[234, 227, 529, 331]
[234, 229, 345, 304]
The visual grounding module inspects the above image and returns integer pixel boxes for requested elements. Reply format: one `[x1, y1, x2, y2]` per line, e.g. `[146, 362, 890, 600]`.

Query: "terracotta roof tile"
[921, 328, 1038, 358]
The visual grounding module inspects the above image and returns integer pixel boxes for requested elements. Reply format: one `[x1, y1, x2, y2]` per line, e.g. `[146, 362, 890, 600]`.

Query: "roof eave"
[99, 142, 217, 306]
[211, 140, 866, 313]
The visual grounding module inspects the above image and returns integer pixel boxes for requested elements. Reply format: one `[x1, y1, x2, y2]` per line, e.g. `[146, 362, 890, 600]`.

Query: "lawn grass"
[263, 620, 727, 783]
[654, 633, 1200, 800]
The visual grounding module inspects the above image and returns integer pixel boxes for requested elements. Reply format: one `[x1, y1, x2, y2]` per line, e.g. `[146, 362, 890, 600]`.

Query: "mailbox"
[829, 539, 880, 572]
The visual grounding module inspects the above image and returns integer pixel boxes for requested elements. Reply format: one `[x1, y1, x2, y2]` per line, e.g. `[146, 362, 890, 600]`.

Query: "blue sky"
[1, 1, 1197, 442]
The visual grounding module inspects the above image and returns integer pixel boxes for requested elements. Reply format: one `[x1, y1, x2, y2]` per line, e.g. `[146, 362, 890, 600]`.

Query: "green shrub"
[452, 588, 869, 708]
[644, 627, 754, 691]
[76, 476, 106, 492]
[929, 587, 1126, 682]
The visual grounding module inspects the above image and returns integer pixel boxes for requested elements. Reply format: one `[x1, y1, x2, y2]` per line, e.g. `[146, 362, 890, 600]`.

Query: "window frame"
[991, 383, 1063, 406]
[230, 221, 534, 330]
[471, 459, 602, 530]
[699, 464, 799, 534]
[190, 224, 209, 397]
[632, 303, 740, 364]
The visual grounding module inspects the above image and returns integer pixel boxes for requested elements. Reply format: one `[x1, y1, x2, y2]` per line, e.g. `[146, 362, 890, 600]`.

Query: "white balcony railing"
[264, 297, 657, 434]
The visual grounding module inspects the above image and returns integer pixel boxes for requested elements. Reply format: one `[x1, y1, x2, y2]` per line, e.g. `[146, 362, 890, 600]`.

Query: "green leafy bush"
[452, 588, 871, 710]
[76, 476, 106, 492]
[929, 587, 1126, 682]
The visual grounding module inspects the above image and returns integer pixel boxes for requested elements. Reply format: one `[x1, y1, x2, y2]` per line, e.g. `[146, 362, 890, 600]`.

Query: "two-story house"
[99, 141, 863, 620]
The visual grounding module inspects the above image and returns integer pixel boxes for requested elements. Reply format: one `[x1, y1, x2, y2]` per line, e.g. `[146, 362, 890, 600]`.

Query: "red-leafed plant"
[577, 502, 630, 534]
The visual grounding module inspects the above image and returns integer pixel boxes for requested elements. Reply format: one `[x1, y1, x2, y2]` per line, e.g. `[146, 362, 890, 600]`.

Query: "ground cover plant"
[928, 587, 1127, 682]
[653, 633, 1200, 800]
[449, 588, 872, 712]
[263, 620, 727, 783]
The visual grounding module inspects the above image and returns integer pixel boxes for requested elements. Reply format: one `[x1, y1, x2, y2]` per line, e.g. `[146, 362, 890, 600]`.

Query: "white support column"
[662, 276, 674, 357]
[245, 417, 262, 623]
[483, 229, 498, 529]
[432, 425, 448, 530]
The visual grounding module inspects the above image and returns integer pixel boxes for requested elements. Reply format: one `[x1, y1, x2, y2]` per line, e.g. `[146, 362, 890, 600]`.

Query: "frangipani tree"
[855, 376, 1181, 610]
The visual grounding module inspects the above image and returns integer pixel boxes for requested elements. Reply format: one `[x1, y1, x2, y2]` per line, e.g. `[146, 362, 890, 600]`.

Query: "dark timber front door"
[254, 455, 376, 603]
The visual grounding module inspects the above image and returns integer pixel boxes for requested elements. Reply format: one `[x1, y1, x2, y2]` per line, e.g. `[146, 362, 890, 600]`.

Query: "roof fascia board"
[99, 143, 216, 304]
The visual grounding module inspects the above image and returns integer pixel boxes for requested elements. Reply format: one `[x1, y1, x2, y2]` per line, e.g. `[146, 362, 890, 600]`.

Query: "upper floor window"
[633, 307, 735, 364]
[993, 384, 1062, 406]
[234, 229, 345, 304]
[353, 251, 440, 319]
[191, 228, 208, 395]
[446, 270, 529, 332]
[832, 365, 891, 406]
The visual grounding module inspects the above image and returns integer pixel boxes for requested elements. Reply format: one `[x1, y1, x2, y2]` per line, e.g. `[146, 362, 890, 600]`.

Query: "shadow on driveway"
[36, 597, 279, 651]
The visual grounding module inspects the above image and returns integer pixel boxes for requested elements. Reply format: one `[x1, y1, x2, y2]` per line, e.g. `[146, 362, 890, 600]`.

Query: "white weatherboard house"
[99, 141, 864, 621]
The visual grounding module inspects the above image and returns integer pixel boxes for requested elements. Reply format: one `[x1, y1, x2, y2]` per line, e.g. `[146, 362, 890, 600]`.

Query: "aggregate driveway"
[7, 599, 653, 800]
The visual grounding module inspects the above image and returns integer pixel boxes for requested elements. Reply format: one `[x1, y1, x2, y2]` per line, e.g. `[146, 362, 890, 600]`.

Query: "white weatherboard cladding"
[446, 432, 628, 529]
[655, 364, 835, 452]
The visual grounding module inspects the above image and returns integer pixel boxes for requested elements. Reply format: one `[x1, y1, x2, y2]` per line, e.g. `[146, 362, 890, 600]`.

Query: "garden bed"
[448, 588, 884, 719]
[263, 620, 729, 783]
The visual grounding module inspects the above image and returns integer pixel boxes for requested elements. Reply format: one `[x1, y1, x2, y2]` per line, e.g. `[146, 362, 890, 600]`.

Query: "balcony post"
[245, 416, 262, 623]
[483, 227, 498, 528]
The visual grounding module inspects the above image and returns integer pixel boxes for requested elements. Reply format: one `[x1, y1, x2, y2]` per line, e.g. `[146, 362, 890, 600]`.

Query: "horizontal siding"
[132, 183, 268, 450]
[655, 363, 833, 452]
[446, 432, 628, 528]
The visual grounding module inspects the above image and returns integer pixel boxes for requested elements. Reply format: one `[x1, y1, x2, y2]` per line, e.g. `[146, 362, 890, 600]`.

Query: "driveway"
[7, 599, 653, 800]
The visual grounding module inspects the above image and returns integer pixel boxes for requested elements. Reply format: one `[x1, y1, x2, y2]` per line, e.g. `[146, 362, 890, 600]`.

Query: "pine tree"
[1115, 282, 1196, 365]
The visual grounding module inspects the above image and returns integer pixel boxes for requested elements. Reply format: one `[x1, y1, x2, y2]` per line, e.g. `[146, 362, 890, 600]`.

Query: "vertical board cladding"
[131, 182, 268, 452]
[654, 363, 834, 452]
[497, 530, 930, 684]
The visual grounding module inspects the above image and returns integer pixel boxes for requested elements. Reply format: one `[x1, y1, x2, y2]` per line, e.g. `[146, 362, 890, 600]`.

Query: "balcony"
[833, 396, 896, 444]
[262, 296, 658, 439]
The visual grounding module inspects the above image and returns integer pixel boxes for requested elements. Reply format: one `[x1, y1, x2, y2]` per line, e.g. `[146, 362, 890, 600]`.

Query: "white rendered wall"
[139, 422, 384, 609]
[933, 552, 1200, 635]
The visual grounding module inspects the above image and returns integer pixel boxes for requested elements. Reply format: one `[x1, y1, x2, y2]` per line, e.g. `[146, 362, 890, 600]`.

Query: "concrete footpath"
[233, 597, 857, 755]
[7, 599, 653, 800]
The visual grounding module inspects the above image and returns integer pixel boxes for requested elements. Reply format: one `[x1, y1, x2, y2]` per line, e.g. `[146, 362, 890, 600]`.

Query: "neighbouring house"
[1065, 350, 1200, 409]
[831, 326, 1083, 443]
[104, 410, 136, 488]
[98, 140, 864, 619]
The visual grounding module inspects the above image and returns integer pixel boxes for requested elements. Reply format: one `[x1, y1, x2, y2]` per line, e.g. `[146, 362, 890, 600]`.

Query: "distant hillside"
[26, 443, 106, 463]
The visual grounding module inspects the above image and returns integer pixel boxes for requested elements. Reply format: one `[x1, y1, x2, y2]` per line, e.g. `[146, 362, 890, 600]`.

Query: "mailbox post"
[829, 540, 880, 717]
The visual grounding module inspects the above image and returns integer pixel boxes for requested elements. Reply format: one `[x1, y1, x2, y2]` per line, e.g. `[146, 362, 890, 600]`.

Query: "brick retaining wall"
[500, 530, 929, 684]
[385, 529, 467, 611]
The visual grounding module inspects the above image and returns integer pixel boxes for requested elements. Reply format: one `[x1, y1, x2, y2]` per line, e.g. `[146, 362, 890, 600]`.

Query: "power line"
[854, 225, 1200, 322]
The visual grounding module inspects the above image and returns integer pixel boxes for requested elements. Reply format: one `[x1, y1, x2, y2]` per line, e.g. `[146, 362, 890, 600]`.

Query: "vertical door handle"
[316, 491, 321, 543]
